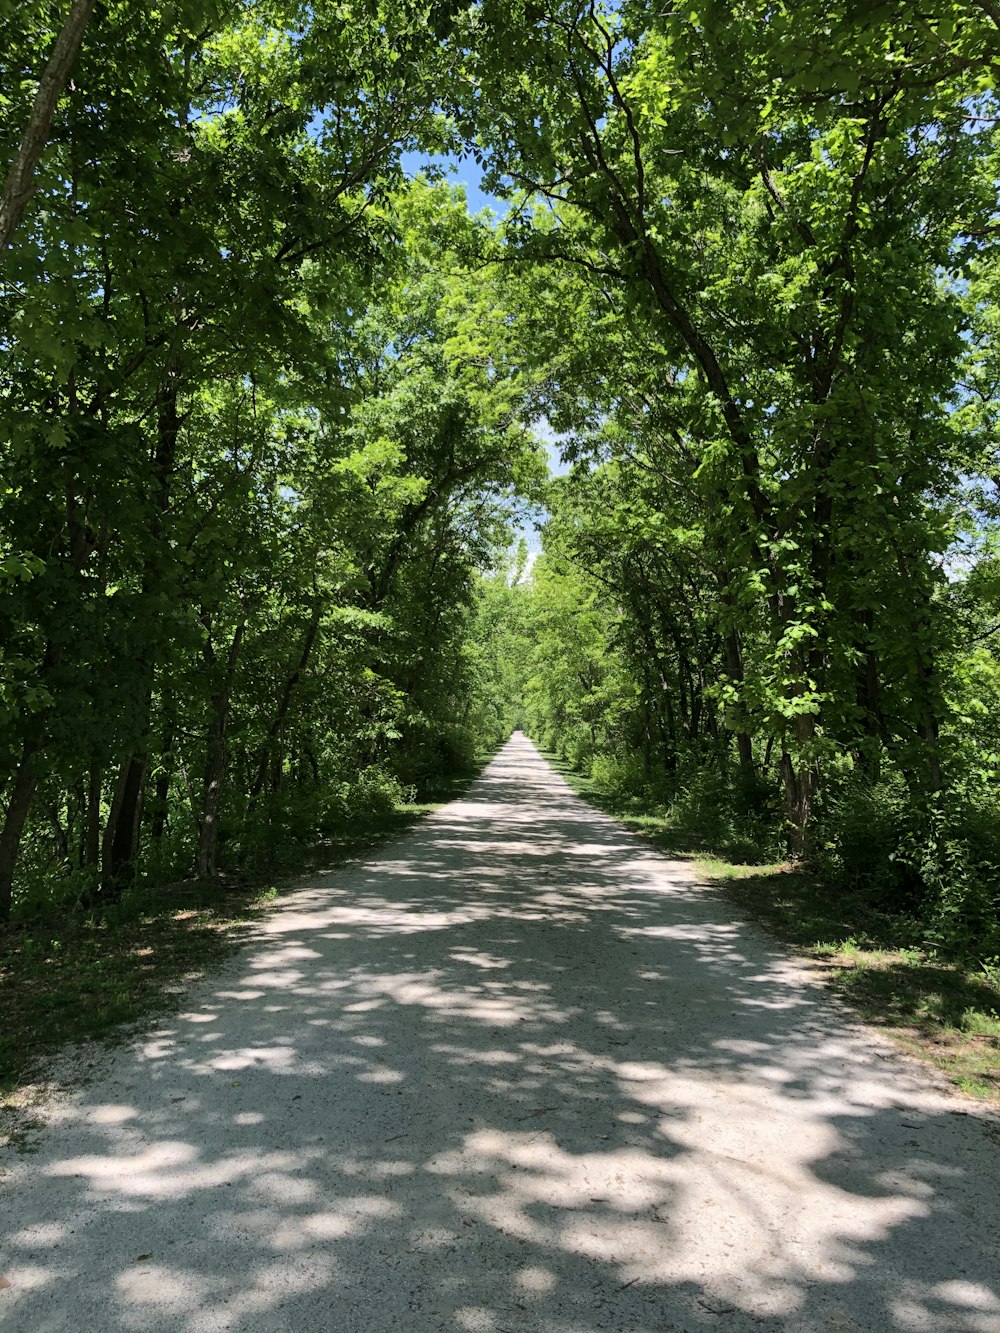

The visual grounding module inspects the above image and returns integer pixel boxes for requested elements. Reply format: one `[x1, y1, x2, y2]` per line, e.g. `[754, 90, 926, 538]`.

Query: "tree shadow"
[2, 736, 999, 1332]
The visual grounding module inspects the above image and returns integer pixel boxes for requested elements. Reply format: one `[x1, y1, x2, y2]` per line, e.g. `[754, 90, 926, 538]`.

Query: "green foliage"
[0, 4, 544, 921]
[3, 0, 1000, 978]
[444, 0, 1000, 959]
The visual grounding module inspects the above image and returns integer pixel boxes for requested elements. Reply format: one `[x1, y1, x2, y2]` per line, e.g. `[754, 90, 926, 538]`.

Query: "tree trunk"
[662, 687, 678, 771]
[688, 673, 702, 744]
[196, 711, 226, 880]
[44, 800, 70, 864]
[735, 729, 753, 778]
[723, 629, 754, 782]
[780, 751, 814, 858]
[249, 608, 320, 801]
[921, 701, 943, 794]
[0, 0, 97, 259]
[101, 363, 181, 891]
[886, 532, 945, 796]
[196, 621, 244, 879]
[102, 752, 147, 892]
[150, 733, 173, 846]
[855, 642, 884, 782]
[673, 649, 689, 736]
[0, 737, 42, 920]
[100, 757, 128, 885]
[83, 763, 101, 867]
[779, 719, 816, 859]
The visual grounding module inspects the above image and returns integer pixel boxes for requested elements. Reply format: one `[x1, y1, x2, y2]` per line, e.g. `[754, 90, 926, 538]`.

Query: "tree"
[453, 0, 992, 847]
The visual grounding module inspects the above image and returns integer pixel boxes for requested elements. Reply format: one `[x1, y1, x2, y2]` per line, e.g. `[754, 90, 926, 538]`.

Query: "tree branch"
[0, 0, 97, 260]
[969, 0, 1000, 32]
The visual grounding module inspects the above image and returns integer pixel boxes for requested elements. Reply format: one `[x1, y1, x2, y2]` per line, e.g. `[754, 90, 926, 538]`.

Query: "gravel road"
[2, 732, 999, 1332]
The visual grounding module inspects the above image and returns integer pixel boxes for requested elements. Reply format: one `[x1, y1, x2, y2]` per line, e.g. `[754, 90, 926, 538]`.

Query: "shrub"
[813, 773, 1000, 962]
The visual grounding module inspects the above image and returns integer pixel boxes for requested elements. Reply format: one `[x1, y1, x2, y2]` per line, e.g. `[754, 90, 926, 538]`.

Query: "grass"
[546, 750, 1000, 1108]
[0, 761, 488, 1119]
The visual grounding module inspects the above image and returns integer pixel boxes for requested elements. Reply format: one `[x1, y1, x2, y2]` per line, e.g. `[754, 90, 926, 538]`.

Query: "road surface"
[2, 733, 998, 1331]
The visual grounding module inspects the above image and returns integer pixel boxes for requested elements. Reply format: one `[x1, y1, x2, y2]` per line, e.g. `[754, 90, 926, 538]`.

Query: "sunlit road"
[2, 733, 999, 1332]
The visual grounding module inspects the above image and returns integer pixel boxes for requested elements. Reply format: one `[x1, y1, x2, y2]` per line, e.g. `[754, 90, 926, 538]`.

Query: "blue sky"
[399, 150, 504, 216]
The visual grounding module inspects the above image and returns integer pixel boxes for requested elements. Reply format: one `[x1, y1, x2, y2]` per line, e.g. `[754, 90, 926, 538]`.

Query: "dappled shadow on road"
[3, 736, 1000, 1332]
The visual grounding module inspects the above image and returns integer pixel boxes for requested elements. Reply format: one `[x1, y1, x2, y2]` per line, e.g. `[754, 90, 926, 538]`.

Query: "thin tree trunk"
[639, 662, 653, 773]
[197, 713, 227, 880]
[662, 687, 678, 771]
[676, 655, 689, 735]
[44, 800, 70, 864]
[101, 752, 147, 892]
[688, 671, 703, 745]
[197, 621, 244, 879]
[722, 628, 754, 782]
[780, 711, 817, 857]
[150, 730, 173, 846]
[763, 735, 775, 771]
[83, 763, 101, 867]
[101, 758, 127, 885]
[249, 609, 320, 801]
[921, 696, 943, 794]
[102, 364, 181, 890]
[0, 0, 97, 259]
[885, 529, 945, 795]
[0, 737, 43, 920]
[856, 640, 884, 781]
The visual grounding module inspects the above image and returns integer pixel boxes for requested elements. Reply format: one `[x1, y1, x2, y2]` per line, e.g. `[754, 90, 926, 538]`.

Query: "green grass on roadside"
[0, 763, 487, 1110]
[548, 750, 1000, 1107]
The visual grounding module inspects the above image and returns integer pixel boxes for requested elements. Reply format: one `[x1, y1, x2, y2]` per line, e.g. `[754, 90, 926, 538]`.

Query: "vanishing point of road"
[2, 734, 999, 1332]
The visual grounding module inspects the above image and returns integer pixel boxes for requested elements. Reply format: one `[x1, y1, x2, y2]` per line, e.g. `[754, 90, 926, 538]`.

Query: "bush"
[813, 773, 1000, 962]
[811, 773, 916, 909]
[899, 800, 1000, 963]
[321, 766, 406, 827]
[589, 751, 649, 797]
[665, 762, 784, 863]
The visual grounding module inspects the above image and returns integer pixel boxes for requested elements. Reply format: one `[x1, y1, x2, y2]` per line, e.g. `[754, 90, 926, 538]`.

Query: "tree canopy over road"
[2, 0, 1000, 968]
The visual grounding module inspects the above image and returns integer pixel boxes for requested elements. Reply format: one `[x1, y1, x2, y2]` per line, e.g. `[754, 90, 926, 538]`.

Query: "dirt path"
[2, 733, 998, 1332]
